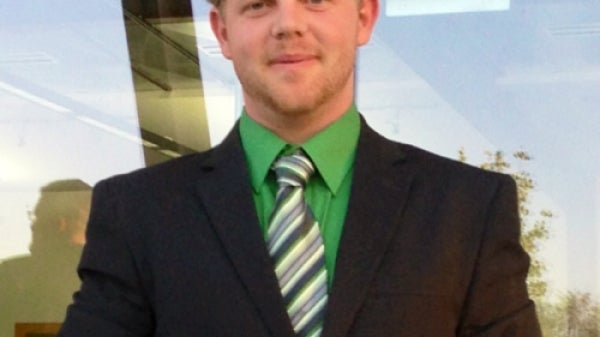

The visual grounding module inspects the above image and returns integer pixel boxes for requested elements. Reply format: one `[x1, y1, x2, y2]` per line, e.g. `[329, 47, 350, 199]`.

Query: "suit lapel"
[195, 126, 295, 337]
[323, 120, 416, 337]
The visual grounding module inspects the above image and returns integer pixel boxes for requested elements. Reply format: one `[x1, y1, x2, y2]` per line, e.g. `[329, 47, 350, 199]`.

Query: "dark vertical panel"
[121, 0, 210, 166]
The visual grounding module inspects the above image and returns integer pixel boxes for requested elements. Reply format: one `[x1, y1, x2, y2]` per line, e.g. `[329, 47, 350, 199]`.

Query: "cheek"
[219, 22, 260, 60]
[319, 21, 359, 48]
[232, 35, 266, 62]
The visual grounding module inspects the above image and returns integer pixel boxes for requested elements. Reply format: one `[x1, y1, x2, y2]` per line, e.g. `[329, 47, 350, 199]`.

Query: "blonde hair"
[207, 0, 222, 8]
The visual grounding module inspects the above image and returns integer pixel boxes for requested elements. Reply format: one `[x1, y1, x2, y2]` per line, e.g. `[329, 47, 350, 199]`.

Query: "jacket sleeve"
[457, 174, 542, 337]
[58, 178, 154, 337]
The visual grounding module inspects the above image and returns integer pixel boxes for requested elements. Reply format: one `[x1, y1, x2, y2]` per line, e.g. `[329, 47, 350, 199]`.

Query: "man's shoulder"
[364, 128, 513, 188]
[104, 151, 207, 186]
[98, 127, 242, 193]
[0, 255, 34, 281]
[94, 142, 233, 201]
[404, 143, 516, 195]
[404, 143, 493, 174]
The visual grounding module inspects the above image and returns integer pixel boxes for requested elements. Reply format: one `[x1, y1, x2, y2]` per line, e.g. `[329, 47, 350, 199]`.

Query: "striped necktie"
[267, 151, 328, 337]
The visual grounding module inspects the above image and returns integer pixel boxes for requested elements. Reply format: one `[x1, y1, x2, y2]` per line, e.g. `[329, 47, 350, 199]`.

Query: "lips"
[269, 54, 317, 65]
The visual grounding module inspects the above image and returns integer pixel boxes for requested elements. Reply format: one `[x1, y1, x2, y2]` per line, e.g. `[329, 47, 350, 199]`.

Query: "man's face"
[210, 0, 378, 123]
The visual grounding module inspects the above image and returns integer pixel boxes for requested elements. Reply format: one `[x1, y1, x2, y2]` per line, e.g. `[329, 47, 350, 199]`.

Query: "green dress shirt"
[239, 106, 360, 287]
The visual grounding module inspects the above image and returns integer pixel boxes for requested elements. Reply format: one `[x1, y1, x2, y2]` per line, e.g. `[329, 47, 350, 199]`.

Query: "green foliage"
[459, 148, 600, 337]
[538, 292, 600, 337]
[459, 148, 550, 301]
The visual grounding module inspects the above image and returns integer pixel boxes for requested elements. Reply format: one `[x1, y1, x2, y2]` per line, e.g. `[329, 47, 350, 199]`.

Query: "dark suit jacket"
[59, 118, 541, 337]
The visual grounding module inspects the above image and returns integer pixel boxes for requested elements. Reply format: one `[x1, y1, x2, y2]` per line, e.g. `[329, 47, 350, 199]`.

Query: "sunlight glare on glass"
[385, 0, 510, 17]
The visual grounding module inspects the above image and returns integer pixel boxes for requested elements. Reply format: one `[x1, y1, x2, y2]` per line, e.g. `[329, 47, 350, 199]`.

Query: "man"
[0, 179, 91, 337]
[59, 0, 542, 335]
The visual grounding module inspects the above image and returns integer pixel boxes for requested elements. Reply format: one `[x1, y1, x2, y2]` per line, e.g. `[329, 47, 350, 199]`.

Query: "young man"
[59, 0, 542, 336]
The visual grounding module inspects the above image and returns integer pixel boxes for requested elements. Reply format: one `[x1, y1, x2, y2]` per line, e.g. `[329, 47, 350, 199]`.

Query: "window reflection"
[354, 0, 600, 334]
[0, 180, 91, 336]
[0, 0, 598, 335]
[1, 0, 209, 335]
[0, 0, 144, 258]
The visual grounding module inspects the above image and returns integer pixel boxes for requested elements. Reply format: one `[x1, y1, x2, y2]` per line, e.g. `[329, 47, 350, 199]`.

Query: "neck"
[254, 110, 346, 144]
[245, 92, 354, 144]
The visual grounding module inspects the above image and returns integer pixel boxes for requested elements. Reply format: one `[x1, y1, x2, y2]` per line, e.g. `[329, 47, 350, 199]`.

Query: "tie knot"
[272, 151, 315, 187]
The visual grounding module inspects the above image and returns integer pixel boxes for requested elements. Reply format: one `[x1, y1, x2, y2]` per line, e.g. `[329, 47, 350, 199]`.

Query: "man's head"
[29, 179, 92, 254]
[209, 0, 379, 142]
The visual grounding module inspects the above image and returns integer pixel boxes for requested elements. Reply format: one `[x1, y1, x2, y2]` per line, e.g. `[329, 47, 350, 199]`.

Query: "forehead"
[215, 0, 363, 13]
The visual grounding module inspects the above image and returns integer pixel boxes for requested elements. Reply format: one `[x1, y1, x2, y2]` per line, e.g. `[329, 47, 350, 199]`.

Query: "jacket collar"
[323, 117, 414, 337]
[195, 118, 414, 337]
[195, 124, 296, 337]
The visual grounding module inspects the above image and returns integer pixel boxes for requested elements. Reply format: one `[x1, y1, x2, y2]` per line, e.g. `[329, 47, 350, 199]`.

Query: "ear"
[210, 8, 232, 60]
[71, 209, 89, 245]
[356, 0, 379, 46]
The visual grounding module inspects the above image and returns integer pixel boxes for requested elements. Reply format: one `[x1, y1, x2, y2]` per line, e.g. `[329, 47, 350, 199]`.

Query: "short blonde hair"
[207, 0, 222, 8]
[207, 0, 364, 10]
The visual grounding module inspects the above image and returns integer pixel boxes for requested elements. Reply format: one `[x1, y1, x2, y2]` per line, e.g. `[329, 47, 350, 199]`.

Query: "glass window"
[1, 0, 598, 336]
[355, 1, 599, 334]
[1, 0, 210, 335]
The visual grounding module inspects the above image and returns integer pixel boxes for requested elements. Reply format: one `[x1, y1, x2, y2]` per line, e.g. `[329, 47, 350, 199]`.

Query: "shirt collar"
[240, 105, 360, 195]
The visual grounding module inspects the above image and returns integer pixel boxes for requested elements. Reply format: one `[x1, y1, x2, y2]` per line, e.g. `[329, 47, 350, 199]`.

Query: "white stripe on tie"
[267, 151, 328, 337]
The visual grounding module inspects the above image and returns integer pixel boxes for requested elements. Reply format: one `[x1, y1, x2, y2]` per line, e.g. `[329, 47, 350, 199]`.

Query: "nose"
[270, 0, 308, 38]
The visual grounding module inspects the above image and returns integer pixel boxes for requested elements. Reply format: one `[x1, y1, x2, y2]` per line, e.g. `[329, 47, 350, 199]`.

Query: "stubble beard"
[236, 54, 355, 120]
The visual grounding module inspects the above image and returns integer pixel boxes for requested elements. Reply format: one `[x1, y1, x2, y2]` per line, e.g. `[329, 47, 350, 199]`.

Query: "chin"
[267, 95, 324, 117]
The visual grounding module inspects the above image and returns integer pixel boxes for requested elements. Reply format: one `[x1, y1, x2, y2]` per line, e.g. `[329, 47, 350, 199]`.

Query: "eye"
[305, 0, 330, 10]
[242, 0, 270, 15]
[249, 1, 265, 10]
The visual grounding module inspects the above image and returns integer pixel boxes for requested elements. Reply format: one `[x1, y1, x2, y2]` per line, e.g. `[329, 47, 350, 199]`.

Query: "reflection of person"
[59, 0, 542, 335]
[0, 179, 91, 337]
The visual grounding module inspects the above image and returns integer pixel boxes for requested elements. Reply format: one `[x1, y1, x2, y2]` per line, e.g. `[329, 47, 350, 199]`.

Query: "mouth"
[269, 54, 318, 66]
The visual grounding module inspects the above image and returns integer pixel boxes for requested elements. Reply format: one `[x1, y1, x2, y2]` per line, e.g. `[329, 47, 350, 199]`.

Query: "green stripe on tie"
[267, 151, 328, 337]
